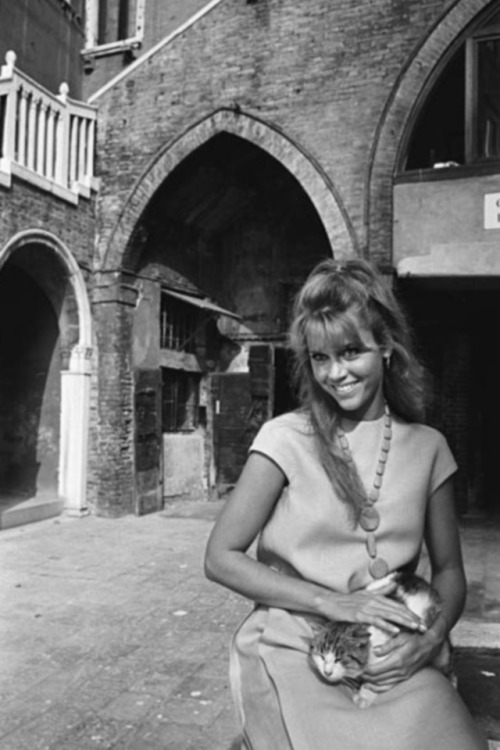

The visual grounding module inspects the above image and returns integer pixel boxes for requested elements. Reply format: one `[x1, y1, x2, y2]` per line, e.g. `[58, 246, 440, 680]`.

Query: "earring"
[383, 355, 392, 370]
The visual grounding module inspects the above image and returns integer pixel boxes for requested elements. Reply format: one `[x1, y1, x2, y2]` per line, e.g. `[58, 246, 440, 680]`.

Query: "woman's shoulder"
[394, 416, 452, 451]
[257, 409, 313, 436]
[250, 410, 315, 472]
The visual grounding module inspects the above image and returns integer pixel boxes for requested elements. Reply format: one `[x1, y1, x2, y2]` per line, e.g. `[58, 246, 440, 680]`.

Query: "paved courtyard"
[0, 502, 249, 750]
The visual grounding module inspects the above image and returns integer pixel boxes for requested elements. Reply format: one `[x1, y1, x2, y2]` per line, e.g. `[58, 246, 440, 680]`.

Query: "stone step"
[0, 494, 63, 530]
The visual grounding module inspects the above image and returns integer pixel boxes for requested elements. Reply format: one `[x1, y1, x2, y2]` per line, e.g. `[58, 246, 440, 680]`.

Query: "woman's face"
[306, 316, 388, 421]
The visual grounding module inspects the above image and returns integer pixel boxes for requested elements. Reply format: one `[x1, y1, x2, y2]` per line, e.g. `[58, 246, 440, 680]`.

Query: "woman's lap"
[230, 606, 488, 750]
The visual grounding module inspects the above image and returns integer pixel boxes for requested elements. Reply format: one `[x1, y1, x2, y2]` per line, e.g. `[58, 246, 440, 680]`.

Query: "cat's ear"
[352, 623, 371, 639]
[307, 617, 328, 636]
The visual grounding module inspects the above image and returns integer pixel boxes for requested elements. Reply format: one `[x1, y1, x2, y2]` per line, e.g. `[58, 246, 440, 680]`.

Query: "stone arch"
[101, 109, 358, 271]
[367, 0, 493, 259]
[0, 230, 92, 515]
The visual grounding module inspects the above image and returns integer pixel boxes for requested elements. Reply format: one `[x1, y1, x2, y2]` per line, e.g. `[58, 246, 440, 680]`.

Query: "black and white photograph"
[0, 1, 499, 748]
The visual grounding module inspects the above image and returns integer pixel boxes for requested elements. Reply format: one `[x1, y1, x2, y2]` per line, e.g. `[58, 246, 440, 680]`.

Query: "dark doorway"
[0, 263, 61, 500]
[399, 278, 500, 518]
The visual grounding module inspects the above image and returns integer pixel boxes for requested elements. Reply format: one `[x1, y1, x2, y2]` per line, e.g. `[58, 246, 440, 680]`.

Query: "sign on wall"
[484, 193, 500, 229]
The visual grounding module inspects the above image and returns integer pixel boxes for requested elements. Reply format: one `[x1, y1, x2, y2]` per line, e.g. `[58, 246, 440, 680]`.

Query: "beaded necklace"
[337, 402, 391, 580]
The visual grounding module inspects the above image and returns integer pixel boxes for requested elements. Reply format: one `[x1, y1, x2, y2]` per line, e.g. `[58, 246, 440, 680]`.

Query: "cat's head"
[309, 648, 365, 682]
[309, 623, 370, 683]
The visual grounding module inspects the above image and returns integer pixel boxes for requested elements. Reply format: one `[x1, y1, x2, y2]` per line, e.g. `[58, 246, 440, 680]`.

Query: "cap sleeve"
[249, 417, 303, 483]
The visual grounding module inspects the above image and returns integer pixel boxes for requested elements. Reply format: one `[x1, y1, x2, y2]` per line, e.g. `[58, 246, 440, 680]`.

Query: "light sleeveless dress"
[229, 411, 487, 750]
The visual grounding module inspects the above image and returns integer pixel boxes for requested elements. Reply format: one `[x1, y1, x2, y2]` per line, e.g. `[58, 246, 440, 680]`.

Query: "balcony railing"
[0, 51, 98, 204]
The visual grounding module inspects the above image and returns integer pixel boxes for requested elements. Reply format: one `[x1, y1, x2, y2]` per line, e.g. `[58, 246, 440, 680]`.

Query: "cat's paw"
[353, 685, 378, 709]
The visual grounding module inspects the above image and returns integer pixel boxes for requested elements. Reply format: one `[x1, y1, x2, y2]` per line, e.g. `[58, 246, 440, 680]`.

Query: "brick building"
[1, 0, 499, 524]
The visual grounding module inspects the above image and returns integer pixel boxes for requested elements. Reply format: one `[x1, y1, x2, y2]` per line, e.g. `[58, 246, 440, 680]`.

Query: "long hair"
[288, 258, 427, 522]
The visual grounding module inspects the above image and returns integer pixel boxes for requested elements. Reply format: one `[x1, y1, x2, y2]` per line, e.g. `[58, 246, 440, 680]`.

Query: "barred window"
[161, 368, 200, 433]
[160, 293, 199, 353]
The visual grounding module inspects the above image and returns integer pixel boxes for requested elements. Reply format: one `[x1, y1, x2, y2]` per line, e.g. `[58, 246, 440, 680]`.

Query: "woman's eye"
[342, 346, 361, 359]
[310, 352, 328, 363]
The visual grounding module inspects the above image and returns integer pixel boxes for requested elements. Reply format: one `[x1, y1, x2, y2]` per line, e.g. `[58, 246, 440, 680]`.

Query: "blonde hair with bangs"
[289, 258, 426, 523]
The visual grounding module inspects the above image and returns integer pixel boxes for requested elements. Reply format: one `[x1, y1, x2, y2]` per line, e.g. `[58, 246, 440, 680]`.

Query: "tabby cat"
[308, 571, 455, 708]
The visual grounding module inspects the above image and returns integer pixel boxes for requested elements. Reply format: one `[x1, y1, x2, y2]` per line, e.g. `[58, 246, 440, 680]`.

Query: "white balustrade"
[0, 50, 98, 202]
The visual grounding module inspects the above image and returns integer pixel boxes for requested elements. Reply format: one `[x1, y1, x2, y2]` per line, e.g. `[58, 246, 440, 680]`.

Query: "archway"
[0, 231, 92, 517]
[100, 109, 357, 272]
[126, 128, 338, 506]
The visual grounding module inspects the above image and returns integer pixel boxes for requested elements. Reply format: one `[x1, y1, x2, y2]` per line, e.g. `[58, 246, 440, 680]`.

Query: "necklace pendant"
[359, 506, 380, 532]
[369, 557, 389, 579]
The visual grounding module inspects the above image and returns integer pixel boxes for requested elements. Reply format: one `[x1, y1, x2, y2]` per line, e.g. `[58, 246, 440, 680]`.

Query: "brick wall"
[0, 182, 95, 267]
[87, 0, 495, 515]
[92, 0, 467, 266]
[83, 0, 214, 98]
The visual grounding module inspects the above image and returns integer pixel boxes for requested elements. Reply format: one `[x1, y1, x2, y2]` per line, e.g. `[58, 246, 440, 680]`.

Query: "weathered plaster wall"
[0, 0, 85, 98]
[394, 174, 500, 274]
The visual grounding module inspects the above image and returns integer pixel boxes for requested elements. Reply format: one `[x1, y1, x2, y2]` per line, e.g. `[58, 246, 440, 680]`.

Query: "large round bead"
[369, 557, 389, 579]
[359, 506, 380, 532]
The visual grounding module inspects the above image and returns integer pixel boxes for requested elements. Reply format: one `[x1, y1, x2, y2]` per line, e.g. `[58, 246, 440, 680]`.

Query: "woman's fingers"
[356, 597, 425, 634]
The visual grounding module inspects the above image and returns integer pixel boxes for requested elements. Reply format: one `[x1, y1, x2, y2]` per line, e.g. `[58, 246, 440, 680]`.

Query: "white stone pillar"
[59, 345, 92, 516]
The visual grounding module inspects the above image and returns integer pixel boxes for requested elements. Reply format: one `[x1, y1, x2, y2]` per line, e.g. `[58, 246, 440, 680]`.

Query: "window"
[405, 49, 465, 170]
[160, 292, 199, 353]
[161, 368, 200, 432]
[404, 6, 500, 170]
[470, 29, 500, 160]
[84, 0, 144, 49]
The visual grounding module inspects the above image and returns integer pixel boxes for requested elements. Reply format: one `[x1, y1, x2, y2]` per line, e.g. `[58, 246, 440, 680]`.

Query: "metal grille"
[160, 293, 198, 352]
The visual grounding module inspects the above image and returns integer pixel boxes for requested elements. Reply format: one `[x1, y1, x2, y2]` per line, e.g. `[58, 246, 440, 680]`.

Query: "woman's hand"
[362, 614, 448, 692]
[318, 581, 427, 636]
[361, 477, 465, 694]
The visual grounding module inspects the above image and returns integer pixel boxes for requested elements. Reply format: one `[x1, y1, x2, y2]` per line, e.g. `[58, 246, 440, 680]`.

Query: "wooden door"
[212, 345, 274, 491]
[134, 369, 162, 514]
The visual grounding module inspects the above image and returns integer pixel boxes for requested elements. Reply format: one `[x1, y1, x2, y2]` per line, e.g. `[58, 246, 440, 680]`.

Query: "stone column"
[59, 344, 92, 515]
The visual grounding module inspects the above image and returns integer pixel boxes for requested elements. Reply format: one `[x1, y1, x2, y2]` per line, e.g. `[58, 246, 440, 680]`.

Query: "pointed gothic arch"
[100, 109, 358, 271]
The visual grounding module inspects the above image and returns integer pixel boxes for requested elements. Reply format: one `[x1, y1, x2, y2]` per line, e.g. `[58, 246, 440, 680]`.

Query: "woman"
[204, 259, 487, 750]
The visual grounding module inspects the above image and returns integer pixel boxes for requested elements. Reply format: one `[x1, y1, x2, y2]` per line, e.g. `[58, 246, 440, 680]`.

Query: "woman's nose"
[328, 358, 347, 380]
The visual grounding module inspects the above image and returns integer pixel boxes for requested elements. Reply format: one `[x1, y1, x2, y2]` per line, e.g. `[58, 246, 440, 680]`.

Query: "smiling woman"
[204, 259, 488, 750]
[306, 322, 387, 421]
